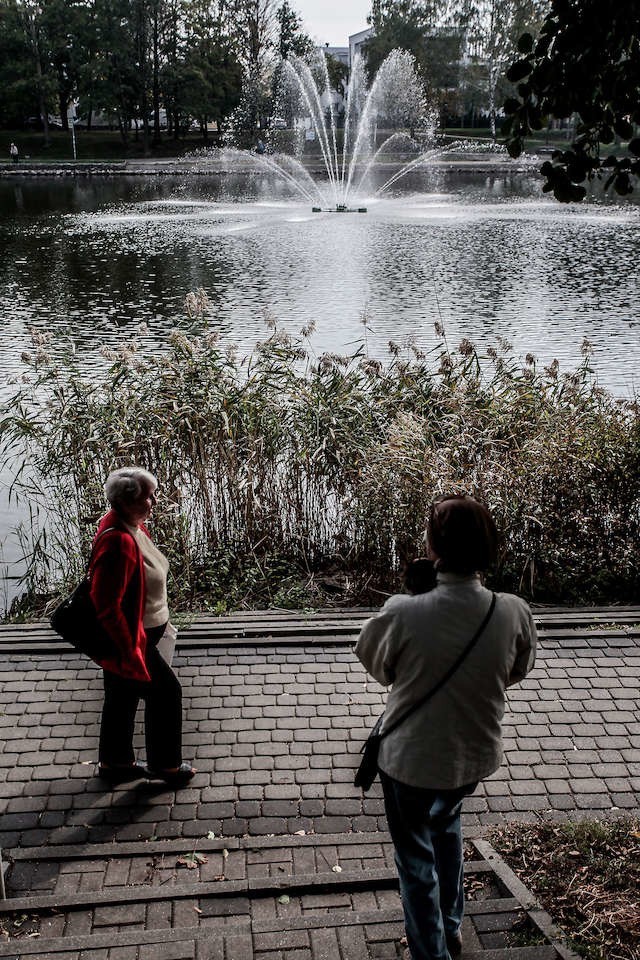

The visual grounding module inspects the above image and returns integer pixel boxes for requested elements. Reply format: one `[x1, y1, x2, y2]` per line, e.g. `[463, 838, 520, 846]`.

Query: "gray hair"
[104, 466, 157, 508]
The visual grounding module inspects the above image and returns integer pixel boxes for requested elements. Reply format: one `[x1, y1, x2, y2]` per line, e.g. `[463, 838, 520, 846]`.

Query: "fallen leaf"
[177, 852, 208, 869]
[222, 849, 229, 859]
[332, 865, 342, 873]
[293, 829, 306, 836]
[207, 831, 216, 840]
[278, 895, 290, 904]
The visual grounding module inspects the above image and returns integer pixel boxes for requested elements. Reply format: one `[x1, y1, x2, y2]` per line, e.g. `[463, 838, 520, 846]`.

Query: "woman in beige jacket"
[356, 495, 536, 960]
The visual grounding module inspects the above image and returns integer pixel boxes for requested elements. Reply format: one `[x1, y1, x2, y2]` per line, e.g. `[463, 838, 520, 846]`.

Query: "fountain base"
[312, 206, 367, 214]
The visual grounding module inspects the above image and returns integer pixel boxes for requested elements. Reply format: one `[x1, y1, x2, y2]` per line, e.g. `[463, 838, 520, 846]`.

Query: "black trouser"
[99, 624, 182, 769]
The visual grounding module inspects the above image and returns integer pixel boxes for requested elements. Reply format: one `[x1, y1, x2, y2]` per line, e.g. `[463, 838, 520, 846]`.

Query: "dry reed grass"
[3, 321, 640, 615]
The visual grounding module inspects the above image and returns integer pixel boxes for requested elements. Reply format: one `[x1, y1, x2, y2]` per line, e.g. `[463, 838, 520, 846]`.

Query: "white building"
[325, 46, 349, 69]
[349, 27, 374, 67]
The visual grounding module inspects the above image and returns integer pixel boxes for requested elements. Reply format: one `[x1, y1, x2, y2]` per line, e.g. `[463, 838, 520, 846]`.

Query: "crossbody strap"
[379, 591, 497, 742]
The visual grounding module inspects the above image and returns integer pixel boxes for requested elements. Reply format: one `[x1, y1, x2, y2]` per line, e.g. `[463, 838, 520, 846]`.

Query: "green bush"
[3, 320, 640, 616]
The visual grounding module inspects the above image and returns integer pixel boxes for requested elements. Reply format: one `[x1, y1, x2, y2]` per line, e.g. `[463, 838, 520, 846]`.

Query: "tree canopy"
[503, 0, 640, 201]
[365, 1, 465, 98]
[364, 0, 546, 129]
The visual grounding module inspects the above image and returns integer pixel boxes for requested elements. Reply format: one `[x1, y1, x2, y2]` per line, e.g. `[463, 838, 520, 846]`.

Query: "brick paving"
[0, 610, 638, 958]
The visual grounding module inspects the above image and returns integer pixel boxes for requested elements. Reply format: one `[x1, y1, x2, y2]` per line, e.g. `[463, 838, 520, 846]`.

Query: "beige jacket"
[355, 573, 536, 790]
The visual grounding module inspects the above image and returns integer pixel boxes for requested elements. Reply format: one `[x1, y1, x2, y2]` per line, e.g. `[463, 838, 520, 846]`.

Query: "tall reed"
[3, 324, 640, 615]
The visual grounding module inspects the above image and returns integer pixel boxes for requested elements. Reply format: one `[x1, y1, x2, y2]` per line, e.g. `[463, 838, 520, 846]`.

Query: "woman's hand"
[118, 648, 150, 682]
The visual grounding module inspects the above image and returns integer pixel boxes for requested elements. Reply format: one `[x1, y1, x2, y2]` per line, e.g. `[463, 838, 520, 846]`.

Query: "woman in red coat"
[90, 466, 195, 786]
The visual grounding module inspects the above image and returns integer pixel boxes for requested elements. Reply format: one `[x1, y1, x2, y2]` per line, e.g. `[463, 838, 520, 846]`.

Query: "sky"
[294, 0, 371, 47]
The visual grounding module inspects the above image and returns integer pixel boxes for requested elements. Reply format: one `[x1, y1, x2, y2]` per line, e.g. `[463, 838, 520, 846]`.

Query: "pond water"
[1, 168, 639, 391]
[1, 166, 639, 603]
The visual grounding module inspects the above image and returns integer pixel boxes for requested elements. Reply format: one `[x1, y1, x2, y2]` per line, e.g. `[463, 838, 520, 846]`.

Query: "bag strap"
[378, 591, 497, 742]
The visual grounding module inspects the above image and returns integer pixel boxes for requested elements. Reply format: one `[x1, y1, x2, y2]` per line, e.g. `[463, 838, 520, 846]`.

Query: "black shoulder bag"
[354, 592, 497, 791]
[49, 526, 136, 664]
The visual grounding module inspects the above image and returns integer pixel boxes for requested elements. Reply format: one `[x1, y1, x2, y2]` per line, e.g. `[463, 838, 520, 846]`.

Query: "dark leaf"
[506, 59, 532, 83]
[517, 32, 534, 54]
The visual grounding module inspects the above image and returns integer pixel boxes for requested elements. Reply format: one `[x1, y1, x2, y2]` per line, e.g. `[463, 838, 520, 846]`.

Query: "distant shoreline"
[0, 157, 541, 178]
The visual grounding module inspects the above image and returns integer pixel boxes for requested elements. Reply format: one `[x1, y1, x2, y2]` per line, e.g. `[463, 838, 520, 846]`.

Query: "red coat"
[89, 510, 151, 682]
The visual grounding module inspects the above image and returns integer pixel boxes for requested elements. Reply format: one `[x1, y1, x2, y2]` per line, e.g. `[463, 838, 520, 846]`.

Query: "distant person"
[9, 142, 18, 164]
[255, 139, 266, 155]
[356, 494, 536, 960]
[91, 466, 195, 787]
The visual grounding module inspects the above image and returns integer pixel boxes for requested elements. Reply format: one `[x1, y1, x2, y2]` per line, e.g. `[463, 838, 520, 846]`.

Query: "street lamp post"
[68, 107, 78, 160]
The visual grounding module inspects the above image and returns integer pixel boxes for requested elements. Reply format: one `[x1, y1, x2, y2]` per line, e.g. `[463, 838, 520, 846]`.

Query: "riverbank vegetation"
[3, 318, 640, 617]
[493, 819, 640, 960]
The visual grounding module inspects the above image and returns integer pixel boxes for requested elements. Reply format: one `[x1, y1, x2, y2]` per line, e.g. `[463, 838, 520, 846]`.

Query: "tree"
[275, 0, 312, 60]
[503, 0, 640, 201]
[365, 0, 465, 108]
[40, 0, 90, 130]
[0, 0, 40, 127]
[230, 0, 275, 77]
[228, 0, 278, 135]
[458, 0, 546, 138]
[89, 0, 140, 144]
[325, 51, 348, 97]
[14, 0, 58, 144]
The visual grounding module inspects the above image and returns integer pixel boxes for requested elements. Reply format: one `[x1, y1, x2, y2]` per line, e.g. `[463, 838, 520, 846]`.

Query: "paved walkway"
[0, 607, 638, 958]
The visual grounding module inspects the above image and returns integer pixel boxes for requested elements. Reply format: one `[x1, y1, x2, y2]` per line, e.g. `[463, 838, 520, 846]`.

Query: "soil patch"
[491, 818, 640, 960]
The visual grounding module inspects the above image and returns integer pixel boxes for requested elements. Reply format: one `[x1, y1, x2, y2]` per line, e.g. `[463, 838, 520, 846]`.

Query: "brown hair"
[427, 494, 498, 574]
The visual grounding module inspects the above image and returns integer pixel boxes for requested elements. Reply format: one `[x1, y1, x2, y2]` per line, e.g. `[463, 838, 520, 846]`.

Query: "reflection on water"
[1, 168, 639, 602]
[1, 170, 638, 394]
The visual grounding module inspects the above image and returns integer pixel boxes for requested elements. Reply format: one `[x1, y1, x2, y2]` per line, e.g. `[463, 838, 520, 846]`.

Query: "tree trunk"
[152, 0, 161, 143]
[59, 92, 69, 131]
[489, 63, 497, 141]
[28, 16, 50, 147]
[142, 116, 150, 154]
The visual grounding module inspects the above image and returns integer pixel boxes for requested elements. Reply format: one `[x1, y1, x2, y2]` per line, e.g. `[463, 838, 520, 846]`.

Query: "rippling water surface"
[1, 169, 639, 391]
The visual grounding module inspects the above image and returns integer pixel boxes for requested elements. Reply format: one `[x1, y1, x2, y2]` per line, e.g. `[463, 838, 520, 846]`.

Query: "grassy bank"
[0, 129, 221, 163]
[2, 318, 640, 617]
[493, 819, 640, 960]
[0, 127, 567, 164]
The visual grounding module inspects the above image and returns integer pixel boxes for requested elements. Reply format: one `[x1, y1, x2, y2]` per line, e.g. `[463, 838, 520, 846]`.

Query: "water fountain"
[276, 49, 434, 211]
[224, 49, 484, 211]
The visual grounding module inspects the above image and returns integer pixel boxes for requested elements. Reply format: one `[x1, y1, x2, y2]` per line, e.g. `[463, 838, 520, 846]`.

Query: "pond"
[1, 166, 639, 603]
[1, 168, 639, 390]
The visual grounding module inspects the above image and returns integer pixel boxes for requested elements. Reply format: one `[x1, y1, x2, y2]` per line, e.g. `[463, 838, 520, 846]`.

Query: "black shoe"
[446, 931, 463, 958]
[97, 762, 147, 784]
[145, 761, 196, 787]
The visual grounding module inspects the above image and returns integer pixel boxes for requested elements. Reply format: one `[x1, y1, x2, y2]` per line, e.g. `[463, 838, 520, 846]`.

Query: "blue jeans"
[381, 771, 477, 960]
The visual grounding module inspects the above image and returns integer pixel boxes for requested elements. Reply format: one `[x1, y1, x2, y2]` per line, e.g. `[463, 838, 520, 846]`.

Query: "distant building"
[349, 27, 374, 67]
[325, 46, 349, 69]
